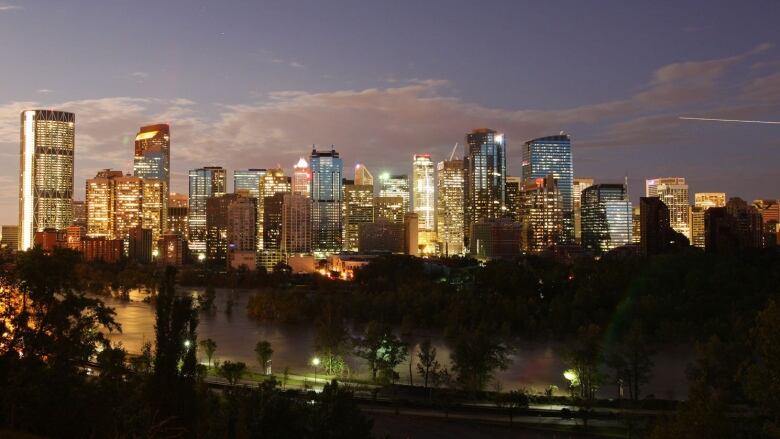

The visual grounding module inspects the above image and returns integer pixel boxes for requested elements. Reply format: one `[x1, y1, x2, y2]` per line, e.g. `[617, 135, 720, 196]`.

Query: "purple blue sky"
[1, 0, 779, 224]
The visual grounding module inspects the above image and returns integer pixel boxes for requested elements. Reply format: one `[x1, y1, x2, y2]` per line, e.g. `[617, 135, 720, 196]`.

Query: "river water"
[102, 287, 691, 400]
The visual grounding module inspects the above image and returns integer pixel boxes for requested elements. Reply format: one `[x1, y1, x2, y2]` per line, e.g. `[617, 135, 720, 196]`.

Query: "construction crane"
[448, 142, 459, 160]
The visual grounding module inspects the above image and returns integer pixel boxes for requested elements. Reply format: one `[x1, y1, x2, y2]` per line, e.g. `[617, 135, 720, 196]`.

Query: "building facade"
[573, 178, 595, 244]
[464, 128, 507, 245]
[168, 193, 189, 238]
[133, 124, 170, 232]
[343, 179, 374, 252]
[580, 184, 632, 254]
[281, 193, 312, 257]
[188, 167, 226, 257]
[646, 177, 690, 240]
[234, 169, 266, 199]
[19, 110, 75, 250]
[519, 176, 564, 254]
[379, 174, 410, 216]
[292, 158, 311, 197]
[436, 159, 465, 256]
[522, 135, 573, 243]
[310, 148, 343, 257]
[257, 168, 291, 252]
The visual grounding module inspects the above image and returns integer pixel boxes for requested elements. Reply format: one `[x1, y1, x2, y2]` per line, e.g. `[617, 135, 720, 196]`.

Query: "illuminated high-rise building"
[282, 193, 312, 256]
[19, 110, 75, 250]
[188, 167, 226, 257]
[113, 175, 144, 240]
[632, 206, 641, 244]
[260, 192, 286, 269]
[258, 167, 291, 251]
[504, 176, 522, 222]
[695, 192, 726, 210]
[375, 196, 405, 224]
[310, 148, 343, 256]
[379, 174, 410, 216]
[436, 159, 465, 256]
[86, 170, 123, 238]
[134, 124, 170, 231]
[753, 199, 779, 247]
[142, 179, 166, 243]
[691, 192, 726, 249]
[355, 163, 374, 186]
[519, 175, 563, 254]
[168, 193, 189, 238]
[234, 169, 266, 199]
[573, 178, 594, 243]
[464, 128, 507, 245]
[580, 184, 632, 254]
[412, 154, 435, 230]
[227, 195, 257, 269]
[522, 134, 573, 243]
[292, 158, 311, 197]
[646, 177, 690, 240]
[343, 179, 374, 251]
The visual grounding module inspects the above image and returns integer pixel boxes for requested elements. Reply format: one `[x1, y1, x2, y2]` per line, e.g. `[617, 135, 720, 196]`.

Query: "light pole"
[312, 357, 320, 388]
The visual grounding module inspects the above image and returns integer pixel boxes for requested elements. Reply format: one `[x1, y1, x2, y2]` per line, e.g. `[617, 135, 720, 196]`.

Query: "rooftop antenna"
[449, 142, 459, 161]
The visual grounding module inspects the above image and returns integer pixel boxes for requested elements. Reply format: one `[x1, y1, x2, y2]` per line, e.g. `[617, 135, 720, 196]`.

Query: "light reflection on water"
[101, 288, 690, 399]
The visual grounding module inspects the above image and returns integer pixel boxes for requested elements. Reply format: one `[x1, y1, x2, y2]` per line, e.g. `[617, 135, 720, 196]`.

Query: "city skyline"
[1, 1, 779, 224]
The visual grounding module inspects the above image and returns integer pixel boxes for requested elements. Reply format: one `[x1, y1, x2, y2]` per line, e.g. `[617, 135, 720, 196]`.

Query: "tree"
[605, 323, 654, 401]
[353, 321, 407, 383]
[314, 304, 349, 376]
[564, 324, 602, 400]
[255, 340, 273, 375]
[199, 338, 217, 369]
[449, 327, 510, 393]
[219, 361, 247, 386]
[743, 299, 780, 433]
[416, 339, 440, 389]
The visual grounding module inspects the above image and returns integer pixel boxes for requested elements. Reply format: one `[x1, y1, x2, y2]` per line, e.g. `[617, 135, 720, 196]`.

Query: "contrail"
[680, 116, 780, 125]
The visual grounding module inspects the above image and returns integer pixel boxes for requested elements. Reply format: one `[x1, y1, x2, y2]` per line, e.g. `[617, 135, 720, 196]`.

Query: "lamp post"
[312, 357, 321, 388]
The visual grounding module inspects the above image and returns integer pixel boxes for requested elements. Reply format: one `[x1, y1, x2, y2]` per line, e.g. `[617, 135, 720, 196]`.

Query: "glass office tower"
[436, 159, 465, 256]
[19, 110, 75, 250]
[645, 177, 690, 240]
[464, 128, 507, 245]
[580, 184, 632, 254]
[134, 124, 170, 233]
[234, 169, 266, 199]
[412, 154, 435, 232]
[310, 148, 343, 256]
[379, 173, 410, 216]
[522, 134, 574, 243]
[188, 167, 226, 257]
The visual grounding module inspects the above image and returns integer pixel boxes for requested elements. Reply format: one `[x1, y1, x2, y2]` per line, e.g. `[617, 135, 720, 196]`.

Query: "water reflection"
[102, 288, 690, 399]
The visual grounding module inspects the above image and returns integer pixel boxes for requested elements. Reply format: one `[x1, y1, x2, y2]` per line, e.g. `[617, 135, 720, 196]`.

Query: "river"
[101, 287, 691, 400]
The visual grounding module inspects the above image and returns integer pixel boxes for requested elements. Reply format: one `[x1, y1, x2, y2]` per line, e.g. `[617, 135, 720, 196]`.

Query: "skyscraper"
[379, 174, 410, 216]
[261, 192, 286, 269]
[86, 170, 123, 238]
[19, 110, 75, 250]
[227, 195, 257, 269]
[464, 128, 507, 245]
[522, 134, 573, 243]
[343, 178, 374, 252]
[134, 124, 170, 231]
[573, 178, 595, 243]
[234, 169, 266, 198]
[504, 176, 522, 222]
[188, 167, 226, 257]
[282, 193, 312, 256]
[412, 154, 435, 230]
[646, 177, 690, 240]
[691, 192, 726, 248]
[168, 193, 189, 238]
[292, 158, 311, 197]
[72, 201, 86, 228]
[310, 148, 343, 256]
[142, 178, 166, 243]
[580, 184, 632, 254]
[113, 175, 144, 240]
[519, 175, 564, 254]
[374, 196, 405, 224]
[640, 197, 689, 256]
[258, 168, 291, 252]
[705, 198, 763, 253]
[436, 159, 465, 256]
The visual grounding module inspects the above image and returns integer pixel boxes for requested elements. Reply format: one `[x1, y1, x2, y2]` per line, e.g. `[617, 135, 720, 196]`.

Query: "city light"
[311, 357, 320, 366]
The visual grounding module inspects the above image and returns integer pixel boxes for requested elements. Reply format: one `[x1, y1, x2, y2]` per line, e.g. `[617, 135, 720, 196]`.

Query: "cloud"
[36, 89, 52, 94]
[0, 4, 21, 11]
[130, 71, 150, 82]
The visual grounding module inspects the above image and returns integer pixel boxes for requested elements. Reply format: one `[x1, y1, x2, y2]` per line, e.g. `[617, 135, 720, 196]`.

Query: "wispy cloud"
[130, 71, 150, 82]
[0, 4, 22, 12]
[36, 89, 53, 94]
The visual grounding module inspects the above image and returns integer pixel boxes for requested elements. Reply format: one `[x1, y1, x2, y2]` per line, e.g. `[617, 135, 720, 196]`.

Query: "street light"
[184, 339, 192, 349]
[312, 357, 321, 388]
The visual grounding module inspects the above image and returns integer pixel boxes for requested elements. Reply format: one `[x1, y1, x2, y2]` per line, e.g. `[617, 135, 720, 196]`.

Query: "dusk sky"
[1, 0, 779, 224]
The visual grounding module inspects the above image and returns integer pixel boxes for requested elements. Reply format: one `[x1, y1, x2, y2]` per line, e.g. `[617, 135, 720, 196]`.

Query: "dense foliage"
[0, 248, 373, 438]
